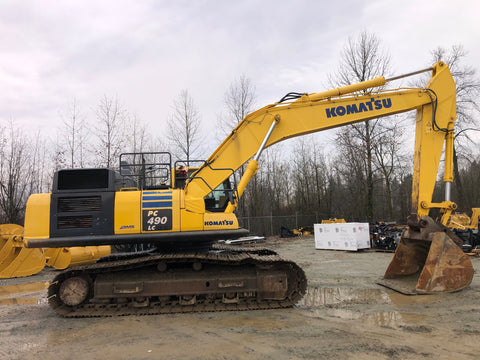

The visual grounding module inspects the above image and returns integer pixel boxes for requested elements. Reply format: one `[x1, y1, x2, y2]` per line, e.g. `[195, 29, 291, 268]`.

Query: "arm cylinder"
[443, 122, 455, 202]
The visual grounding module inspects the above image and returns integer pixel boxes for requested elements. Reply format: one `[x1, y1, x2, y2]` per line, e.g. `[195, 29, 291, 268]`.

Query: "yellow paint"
[45, 246, 111, 269]
[115, 190, 141, 234]
[180, 210, 204, 231]
[0, 224, 46, 278]
[24, 194, 51, 240]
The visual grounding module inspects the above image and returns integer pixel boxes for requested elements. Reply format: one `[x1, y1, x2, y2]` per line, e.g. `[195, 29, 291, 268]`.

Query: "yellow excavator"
[13, 61, 473, 316]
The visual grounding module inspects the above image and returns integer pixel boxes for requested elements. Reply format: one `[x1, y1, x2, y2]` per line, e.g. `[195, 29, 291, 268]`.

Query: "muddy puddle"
[298, 286, 391, 306]
[297, 286, 431, 328]
[0, 281, 49, 306]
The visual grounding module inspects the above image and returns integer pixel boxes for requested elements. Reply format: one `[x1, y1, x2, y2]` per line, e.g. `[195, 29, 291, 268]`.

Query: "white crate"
[314, 223, 370, 251]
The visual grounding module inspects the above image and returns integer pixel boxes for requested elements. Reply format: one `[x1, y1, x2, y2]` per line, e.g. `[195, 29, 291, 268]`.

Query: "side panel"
[180, 210, 204, 231]
[24, 193, 51, 239]
[114, 191, 141, 234]
[49, 192, 115, 237]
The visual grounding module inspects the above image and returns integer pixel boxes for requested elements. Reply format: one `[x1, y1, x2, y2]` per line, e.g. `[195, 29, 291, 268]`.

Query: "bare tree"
[127, 114, 149, 154]
[217, 75, 257, 217]
[52, 131, 67, 172]
[29, 132, 50, 194]
[372, 118, 406, 220]
[0, 121, 32, 224]
[59, 97, 89, 168]
[262, 146, 291, 215]
[92, 95, 128, 168]
[329, 30, 393, 221]
[333, 128, 369, 220]
[0, 121, 5, 165]
[167, 89, 202, 163]
[0, 121, 6, 222]
[217, 74, 256, 138]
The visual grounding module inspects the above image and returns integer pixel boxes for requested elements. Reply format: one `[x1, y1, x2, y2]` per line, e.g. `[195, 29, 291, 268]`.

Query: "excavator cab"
[119, 153, 237, 211]
[170, 159, 236, 212]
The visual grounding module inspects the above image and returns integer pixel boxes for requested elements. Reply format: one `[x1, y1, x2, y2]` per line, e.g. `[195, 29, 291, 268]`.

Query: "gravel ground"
[1, 235, 479, 360]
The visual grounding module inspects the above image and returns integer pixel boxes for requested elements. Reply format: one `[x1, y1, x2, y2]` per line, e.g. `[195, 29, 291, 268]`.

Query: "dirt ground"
[1, 236, 479, 360]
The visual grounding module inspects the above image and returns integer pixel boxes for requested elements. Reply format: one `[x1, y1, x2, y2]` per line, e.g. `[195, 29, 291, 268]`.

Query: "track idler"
[377, 215, 474, 294]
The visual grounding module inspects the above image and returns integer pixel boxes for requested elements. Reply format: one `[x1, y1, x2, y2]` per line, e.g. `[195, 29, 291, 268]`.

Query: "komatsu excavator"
[16, 61, 473, 317]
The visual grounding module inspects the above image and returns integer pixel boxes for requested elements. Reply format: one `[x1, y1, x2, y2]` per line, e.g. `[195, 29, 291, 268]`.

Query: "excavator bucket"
[377, 216, 474, 294]
[0, 224, 46, 278]
[0, 224, 110, 278]
[45, 246, 111, 270]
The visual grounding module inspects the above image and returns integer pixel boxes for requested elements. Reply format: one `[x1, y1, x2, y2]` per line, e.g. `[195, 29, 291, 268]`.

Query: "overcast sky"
[1, 0, 479, 155]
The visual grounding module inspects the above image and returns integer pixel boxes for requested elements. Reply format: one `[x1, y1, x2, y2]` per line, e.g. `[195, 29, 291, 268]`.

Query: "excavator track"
[47, 245, 307, 317]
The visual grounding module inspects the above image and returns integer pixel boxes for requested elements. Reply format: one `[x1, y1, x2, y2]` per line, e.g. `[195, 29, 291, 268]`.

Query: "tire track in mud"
[0, 307, 50, 360]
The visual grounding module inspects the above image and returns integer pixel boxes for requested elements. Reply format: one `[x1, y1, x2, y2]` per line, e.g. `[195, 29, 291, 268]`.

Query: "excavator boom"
[185, 63, 457, 218]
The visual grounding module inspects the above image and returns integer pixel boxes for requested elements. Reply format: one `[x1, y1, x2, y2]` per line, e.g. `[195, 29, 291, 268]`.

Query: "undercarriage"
[47, 244, 307, 317]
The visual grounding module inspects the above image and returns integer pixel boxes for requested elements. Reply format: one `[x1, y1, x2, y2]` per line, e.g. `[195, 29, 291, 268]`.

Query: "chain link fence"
[238, 214, 321, 236]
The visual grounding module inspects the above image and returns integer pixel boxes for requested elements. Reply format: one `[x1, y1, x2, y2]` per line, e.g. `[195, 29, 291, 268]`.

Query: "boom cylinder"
[306, 76, 386, 102]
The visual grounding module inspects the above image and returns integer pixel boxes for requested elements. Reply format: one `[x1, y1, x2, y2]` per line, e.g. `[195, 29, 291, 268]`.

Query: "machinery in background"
[447, 209, 480, 253]
[321, 218, 346, 224]
[370, 209, 480, 254]
[370, 223, 403, 251]
[280, 226, 313, 238]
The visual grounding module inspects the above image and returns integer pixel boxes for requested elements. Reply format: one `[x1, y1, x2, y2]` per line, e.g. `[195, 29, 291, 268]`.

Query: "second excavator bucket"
[0, 224, 111, 278]
[377, 216, 474, 294]
[45, 246, 111, 270]
[0, 224, 46, 279]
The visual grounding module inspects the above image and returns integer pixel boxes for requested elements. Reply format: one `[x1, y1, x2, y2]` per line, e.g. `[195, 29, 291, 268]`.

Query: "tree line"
[1, 31, 479, 229]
